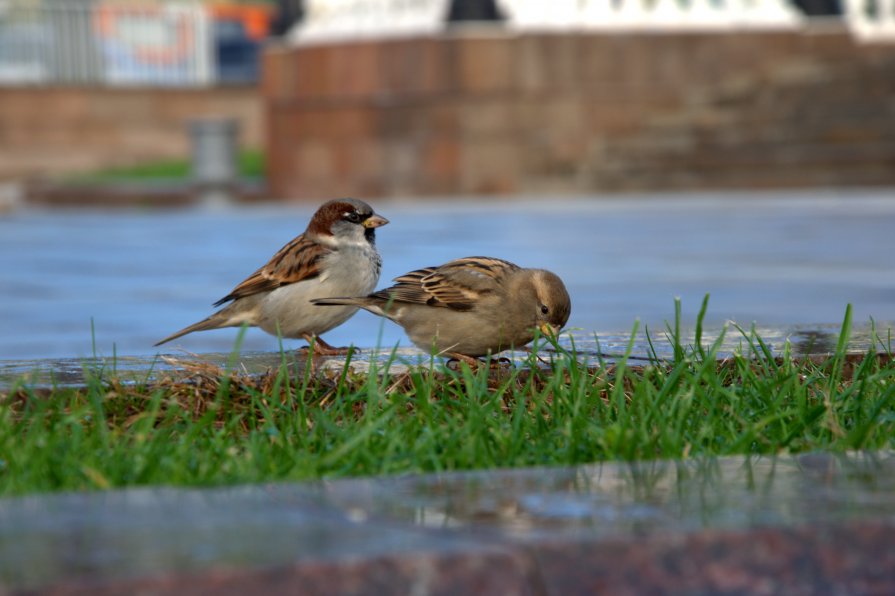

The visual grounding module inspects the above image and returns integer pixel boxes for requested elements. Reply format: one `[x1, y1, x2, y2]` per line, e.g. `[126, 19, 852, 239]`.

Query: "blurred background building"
[0, 0, 893, 200]
[0, 0, 272, 85]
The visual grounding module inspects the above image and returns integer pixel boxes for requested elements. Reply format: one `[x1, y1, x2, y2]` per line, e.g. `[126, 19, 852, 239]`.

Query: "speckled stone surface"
[2, 452, 894, 594]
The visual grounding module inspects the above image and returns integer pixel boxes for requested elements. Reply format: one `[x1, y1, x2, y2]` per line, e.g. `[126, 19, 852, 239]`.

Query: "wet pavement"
[0, 322, 889, 390]
[1, 190, 895, 361]
[1, 452, 893, 593]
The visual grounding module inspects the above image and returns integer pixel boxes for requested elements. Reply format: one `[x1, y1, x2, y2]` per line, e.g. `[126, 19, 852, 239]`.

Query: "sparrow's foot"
[444, 354, 513, 371]
[302, 334, 355, 356]
[445, 353, 481, 370]
[490, 356, 514, 369]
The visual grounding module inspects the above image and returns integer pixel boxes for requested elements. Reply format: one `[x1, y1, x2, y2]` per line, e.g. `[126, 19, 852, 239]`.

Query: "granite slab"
[1, 452, 893, 594]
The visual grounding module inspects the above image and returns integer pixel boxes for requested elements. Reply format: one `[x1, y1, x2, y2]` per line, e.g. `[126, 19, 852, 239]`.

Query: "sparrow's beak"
[539, 322, 560, 337]
[364, 214, 389, 229]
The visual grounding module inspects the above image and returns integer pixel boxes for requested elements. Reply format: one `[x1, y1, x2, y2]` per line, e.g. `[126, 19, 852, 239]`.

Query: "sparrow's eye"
[344, 211, 362, 223]
[540, 304, 549, 315]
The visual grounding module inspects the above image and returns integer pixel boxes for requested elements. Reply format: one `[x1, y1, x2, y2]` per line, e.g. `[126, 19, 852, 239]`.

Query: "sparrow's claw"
[302, 334, 355, 356]
[444, 354, 513, 371]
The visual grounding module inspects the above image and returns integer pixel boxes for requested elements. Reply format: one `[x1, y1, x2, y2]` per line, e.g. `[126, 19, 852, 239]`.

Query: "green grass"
[1, 303, 894, 497]
[66, 149, 265, 183]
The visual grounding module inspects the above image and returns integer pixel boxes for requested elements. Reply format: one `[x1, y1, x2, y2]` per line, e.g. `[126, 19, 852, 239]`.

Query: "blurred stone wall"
[0, 87, 262, 179]
[264, 30, 895, 199]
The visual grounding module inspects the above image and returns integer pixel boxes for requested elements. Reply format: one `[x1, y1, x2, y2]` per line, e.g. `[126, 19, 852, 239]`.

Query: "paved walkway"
[2, 191, 894, 360]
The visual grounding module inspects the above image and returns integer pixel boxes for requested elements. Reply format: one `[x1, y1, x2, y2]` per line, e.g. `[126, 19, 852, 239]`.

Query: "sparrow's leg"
[301, 334, 354, 356]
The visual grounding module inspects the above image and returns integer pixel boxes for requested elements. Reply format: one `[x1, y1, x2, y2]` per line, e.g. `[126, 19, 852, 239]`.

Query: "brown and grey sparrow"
[156, 198, 388, 354]
[312, 256, 571, 363]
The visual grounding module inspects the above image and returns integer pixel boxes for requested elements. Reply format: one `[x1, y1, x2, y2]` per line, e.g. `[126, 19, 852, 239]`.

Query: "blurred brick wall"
[264, 30, 895, 199]
[0, 87, 262, 179]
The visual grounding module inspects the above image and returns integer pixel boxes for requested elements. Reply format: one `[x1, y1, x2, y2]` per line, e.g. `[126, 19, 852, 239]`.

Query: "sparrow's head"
[524, 269, 572, 338]
[307, 198, 389, 244]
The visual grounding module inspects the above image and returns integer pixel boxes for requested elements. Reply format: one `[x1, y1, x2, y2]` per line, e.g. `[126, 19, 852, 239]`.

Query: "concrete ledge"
[0, 86, 262, 180]
[23, 179, 268, 209]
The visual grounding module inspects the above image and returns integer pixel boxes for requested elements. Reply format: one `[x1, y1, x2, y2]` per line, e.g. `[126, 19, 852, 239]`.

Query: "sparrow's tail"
[154, 316, 219, 347]
[154, 304, 254, 347]
[312, 296, 390, 319]
[310, 297, 364, 307]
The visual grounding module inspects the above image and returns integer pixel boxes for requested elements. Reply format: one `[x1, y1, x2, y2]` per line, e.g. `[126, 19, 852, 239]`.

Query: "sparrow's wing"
[375, 256, 520, 311]
[368, 266, 437, 305]
[213, 234, 329, 307]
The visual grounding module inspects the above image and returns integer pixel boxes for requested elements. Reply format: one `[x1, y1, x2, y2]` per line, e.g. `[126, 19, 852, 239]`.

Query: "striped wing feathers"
[375, 256, 519, 311]
[213, 234, 328, 307]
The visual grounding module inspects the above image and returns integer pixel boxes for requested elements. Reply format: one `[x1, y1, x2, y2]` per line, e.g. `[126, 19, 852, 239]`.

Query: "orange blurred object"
[209, 3, 274, 40]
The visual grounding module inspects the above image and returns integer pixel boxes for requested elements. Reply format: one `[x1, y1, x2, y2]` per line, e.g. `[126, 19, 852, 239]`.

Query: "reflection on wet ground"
[0, 452, 892, 590]
[1, 191, 894, 362]
[309, 451, 895, 536]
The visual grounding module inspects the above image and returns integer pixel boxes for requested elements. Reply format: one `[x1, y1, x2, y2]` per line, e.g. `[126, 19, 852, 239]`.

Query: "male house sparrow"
[155, 198, 388, 354]
[312, 256, 571, 363]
